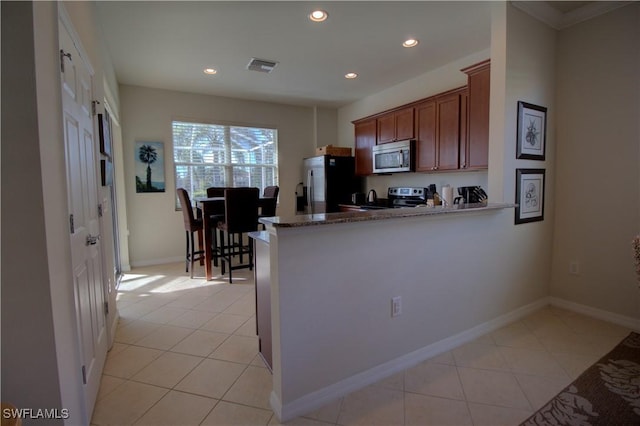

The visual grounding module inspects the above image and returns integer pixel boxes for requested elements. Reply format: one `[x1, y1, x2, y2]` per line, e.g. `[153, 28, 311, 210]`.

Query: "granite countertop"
[259, 203, 516, 229]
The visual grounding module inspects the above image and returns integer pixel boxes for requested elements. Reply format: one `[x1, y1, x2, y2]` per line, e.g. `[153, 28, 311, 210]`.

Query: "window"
[173, 121, 278, 206]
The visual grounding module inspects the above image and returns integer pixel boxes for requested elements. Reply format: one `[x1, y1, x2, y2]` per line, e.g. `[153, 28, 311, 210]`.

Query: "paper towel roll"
[442, 185, 453, 207]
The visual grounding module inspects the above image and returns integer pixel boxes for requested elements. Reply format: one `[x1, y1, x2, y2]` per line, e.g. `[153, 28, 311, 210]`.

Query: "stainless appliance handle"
[307, 169, 313, 213]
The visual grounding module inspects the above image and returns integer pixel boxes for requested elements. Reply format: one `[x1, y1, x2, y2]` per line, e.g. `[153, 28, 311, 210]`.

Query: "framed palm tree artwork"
[516, 101, 547, 160]
[135, 141, 165, 193]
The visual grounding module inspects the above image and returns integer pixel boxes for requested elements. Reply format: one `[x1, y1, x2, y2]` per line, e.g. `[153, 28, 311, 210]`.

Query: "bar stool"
[205, 187, 231, 266]
[177, 188, 205, 278]
[217, 187, 259, 283]
[259, 186, 279, 229]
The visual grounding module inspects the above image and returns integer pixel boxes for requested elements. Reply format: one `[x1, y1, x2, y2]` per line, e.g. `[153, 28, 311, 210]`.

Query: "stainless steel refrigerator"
[302, 155, 362, 214]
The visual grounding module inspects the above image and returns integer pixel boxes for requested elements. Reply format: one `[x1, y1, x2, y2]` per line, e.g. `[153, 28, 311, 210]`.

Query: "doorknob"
[86, 234, 100, 246]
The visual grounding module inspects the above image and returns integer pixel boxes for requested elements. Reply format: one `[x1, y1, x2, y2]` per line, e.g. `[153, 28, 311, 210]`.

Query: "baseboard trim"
[130, 256, 183, 268]
[272, 297, 550, 422]
[549, 297, 640, 331]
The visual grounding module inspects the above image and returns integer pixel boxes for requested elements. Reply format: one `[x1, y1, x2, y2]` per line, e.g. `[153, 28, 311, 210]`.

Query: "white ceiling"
[95, 1, 621, 109]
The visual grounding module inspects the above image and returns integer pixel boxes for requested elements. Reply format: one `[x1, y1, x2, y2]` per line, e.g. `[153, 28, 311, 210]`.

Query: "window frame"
[172, 119, 278, 208]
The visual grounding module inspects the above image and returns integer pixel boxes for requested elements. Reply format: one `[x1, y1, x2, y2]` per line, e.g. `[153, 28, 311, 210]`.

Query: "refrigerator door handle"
[307, 169, 313, 213]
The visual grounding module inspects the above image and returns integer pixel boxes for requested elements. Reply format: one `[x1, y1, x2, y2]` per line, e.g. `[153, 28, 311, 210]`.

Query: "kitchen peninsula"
[257, 203, 517, 422]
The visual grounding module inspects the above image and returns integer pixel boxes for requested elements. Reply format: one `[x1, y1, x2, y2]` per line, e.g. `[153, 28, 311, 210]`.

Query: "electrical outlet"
[569, 261, 580, 275]
[391, 296, 402, 317]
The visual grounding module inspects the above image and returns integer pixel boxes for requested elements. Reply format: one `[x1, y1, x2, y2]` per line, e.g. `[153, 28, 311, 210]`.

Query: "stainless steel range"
[388, 187, 428, 208]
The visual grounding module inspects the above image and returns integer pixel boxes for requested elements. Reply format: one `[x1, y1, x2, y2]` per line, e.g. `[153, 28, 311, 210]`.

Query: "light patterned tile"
[175, 358, 246, 399]
[209, 334, 259, 364]
[96, 375, 125, 401]
[223, 365, 273, 410]
[404, 393, 472, 426]
[201, 401, 272, 426]
[467, 402, 532, 426]
[457, 367, 531, 410]
[91, 381, 168, 425]
[491, 321, 546, 350]
[201, 313, 252, 334]
[336, 385, 404, 426]
[426, 351, 455, 365]
[515, 373, 572, 410]
[452, 342, 509, 371]
[499, 347, 569, 378]
[404, 361, 464, 400]
[166, 309, 217, 329]
[103, 345, 164, 379]
[131, 351, 203, 388]
[134, 390, 216, 425]
[115, 320, 161, 344]
[135, 325, 193, 350]
[301, 398, 343, 424]
[170, 330, 230, 357]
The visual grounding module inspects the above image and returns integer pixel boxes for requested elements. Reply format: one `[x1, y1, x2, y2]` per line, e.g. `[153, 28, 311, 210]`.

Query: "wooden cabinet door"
[376, 113, 395, 144]
[377, 107, 414, 143]
[459, 90, 469, 170]
[462, 60, 490, 169]
[354, 119, 376, 176]
[395, 107, 415, 140]
[436, 92, 461, 171]
[415, 100, 437, 172]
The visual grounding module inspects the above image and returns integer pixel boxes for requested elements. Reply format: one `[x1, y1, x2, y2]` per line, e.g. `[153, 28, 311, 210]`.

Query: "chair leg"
[212, 224, 219, 267]
[219, 228, 226, 276]
[185, 231, 189, 273]
[189, 231, 196, 279]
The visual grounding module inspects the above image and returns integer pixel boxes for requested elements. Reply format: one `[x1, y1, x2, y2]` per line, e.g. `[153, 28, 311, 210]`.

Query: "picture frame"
[135, 141, 165, 193]
[98, 110, 112, 160]
[515, 168, 545, 224]
[516, 101, 547, 160]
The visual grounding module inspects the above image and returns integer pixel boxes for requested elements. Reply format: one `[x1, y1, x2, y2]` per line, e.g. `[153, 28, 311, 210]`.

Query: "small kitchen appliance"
[388, 187, 428, 208]
[453, 186, 488, 204]
[372, 139, 415, 174]
[366, 189, 378, 204]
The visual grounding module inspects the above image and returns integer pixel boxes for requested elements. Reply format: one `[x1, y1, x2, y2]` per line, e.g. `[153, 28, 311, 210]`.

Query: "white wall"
[119, 85, 319, 266]
[550, 4, 640, 318]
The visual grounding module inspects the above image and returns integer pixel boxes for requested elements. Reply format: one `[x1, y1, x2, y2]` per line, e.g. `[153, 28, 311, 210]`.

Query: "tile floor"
[92, 262, 633, 425]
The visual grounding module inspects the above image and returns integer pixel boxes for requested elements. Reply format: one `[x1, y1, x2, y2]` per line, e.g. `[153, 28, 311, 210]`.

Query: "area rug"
[520, 332, 640, 425]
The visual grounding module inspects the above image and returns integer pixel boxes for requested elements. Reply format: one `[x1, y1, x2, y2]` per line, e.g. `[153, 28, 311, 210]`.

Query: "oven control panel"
[388, 187, 426, 198]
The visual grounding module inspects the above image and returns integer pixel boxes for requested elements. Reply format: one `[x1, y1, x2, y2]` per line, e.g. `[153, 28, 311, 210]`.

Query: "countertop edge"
[259, 203, 516, 228]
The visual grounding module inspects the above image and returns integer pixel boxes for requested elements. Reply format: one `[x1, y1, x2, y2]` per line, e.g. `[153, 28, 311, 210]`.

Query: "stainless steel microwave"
[372, 139, 415, 174]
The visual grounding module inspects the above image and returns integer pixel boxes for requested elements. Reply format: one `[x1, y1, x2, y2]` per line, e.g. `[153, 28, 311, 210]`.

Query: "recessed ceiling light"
[345, 72, 358, 79]
[402, 39, 419, 48]
[203, 68, 217, 75]
[309, 10, 328, 22]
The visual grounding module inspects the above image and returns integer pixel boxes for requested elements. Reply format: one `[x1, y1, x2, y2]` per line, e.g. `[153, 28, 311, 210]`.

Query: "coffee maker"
[454, 186, 488, 204]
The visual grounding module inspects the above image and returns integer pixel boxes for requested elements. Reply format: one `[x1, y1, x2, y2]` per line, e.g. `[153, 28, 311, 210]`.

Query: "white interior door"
[59, 17, 108, 415]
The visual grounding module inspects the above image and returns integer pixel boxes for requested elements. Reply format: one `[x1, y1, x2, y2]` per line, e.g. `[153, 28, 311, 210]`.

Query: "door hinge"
[69, 214, 75, 234]
[104, 301, 109, 316]
[98, 203, 103, 217]
[81, 365, 87, 385]
[91, 100, 100, 116]
[60, 49, 72, 73]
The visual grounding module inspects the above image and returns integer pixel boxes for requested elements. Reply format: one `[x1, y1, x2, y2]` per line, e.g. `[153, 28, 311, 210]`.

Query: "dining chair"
[205, 187, 231, 266]
[216, 187, 259, 283]
[259, 186, 279, 229]
[177, 188, 205, 278]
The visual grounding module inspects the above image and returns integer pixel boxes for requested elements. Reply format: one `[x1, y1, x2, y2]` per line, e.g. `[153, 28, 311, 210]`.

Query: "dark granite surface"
[259, 203, 516, 229]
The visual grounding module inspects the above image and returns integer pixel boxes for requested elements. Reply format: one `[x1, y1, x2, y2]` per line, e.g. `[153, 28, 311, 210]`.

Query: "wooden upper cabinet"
[461, 60, 490, 169]
[354, 119, 376, 176]
[377, 107, 414, 144]
[415, 100, 437, 171]
[415, 89, 464, 172]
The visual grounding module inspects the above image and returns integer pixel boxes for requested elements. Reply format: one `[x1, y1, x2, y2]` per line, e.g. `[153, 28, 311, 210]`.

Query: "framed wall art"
[135, 141, 165, 193]
[516, 101, 547, 160]
[515, 168, 545, 224]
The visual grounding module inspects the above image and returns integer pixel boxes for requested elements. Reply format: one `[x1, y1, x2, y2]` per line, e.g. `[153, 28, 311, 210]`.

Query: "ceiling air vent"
[247, 58, 278, 73]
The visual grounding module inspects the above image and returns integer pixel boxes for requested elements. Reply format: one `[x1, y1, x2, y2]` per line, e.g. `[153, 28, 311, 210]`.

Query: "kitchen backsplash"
[364, 170, 489, 199]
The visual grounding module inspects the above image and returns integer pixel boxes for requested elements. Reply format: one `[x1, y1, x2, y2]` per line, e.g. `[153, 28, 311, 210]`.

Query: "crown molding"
[511, 1, 634, 30]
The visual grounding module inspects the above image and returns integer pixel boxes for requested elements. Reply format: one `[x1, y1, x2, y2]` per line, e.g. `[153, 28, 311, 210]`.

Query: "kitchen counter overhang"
[259, 202, 515, 228]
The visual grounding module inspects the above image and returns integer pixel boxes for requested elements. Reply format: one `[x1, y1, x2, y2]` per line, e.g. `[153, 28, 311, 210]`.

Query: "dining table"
[194, 195, 275, 281]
